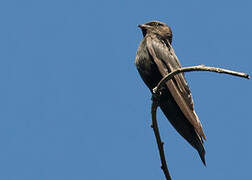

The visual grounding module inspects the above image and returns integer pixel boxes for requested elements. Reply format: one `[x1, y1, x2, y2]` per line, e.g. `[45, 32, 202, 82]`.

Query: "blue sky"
[0, 0, 251, 179]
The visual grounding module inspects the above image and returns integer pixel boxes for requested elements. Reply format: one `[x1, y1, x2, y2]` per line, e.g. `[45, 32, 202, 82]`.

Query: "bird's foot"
[152, 91, 161, 103]
[152, 86, 166, 103]
[152, 87, 158, 94]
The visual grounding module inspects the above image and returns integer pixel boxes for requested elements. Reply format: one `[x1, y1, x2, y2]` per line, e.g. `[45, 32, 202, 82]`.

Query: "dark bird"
[135, 21, 206, 165]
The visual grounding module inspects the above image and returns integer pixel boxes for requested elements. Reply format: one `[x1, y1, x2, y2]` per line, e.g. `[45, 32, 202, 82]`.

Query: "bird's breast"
[135, 40, 163, 90]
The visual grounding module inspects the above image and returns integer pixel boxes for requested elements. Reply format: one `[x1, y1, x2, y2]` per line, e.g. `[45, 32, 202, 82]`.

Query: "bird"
[135, 21, 206, 165]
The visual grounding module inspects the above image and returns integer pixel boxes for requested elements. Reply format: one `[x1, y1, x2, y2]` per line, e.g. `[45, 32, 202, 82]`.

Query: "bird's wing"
[146, 35, 206, 140]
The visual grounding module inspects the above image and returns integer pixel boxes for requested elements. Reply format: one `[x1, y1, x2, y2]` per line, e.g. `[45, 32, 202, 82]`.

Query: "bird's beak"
[138, 24, 150, 29]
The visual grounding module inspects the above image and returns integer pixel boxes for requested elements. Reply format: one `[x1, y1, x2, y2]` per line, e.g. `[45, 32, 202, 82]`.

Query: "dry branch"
[151, 101, 172, 180]
[151, 65, 249, 180]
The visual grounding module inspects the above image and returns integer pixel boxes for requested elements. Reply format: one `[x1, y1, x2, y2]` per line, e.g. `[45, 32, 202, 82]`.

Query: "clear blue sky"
[0, 0, 251, 179]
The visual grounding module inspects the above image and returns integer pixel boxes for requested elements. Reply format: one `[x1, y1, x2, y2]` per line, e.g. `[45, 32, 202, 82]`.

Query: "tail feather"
[197, 144, 206, 166]
[159, 92, 206, 165]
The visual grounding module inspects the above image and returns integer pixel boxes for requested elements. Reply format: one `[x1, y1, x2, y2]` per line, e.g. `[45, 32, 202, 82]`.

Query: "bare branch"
[151, 65, 249, 179]
[153, 65, 250, 94]
[151, 101, 172, 180]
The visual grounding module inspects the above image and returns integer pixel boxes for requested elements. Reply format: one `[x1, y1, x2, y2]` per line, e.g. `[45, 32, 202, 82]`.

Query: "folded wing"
[146, 35, 206, 140]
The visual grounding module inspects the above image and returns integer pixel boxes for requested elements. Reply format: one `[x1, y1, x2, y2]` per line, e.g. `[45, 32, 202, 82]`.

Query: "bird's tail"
[159, 100, 206, 165]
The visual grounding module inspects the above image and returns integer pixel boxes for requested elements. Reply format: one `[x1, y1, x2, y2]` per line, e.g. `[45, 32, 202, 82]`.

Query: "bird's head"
[138, 21, 173, 43]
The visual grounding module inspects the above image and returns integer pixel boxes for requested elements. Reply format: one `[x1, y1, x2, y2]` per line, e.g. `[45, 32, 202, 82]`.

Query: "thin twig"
[153, 65, 250, 94]
[151, 101, 172, 180]
[151, 65, 249, 179]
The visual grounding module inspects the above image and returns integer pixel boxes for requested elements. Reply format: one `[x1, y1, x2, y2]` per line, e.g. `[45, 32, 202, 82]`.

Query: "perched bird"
[135, 21, 206, 165]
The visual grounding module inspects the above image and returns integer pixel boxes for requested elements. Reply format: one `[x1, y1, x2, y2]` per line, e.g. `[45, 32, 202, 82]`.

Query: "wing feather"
[146, 35, 206, 140]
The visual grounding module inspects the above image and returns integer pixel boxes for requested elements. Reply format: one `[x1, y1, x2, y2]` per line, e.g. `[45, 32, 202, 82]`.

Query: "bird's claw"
[152, 87, 158, 94]
[152, 91, 161, 102]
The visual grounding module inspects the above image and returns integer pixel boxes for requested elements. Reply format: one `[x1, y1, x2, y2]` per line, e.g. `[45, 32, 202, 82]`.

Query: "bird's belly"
[136, 55, 163, 91]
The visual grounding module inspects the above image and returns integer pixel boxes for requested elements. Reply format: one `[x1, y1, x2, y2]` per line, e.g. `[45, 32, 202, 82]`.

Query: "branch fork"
[150, 65, 249, 180]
